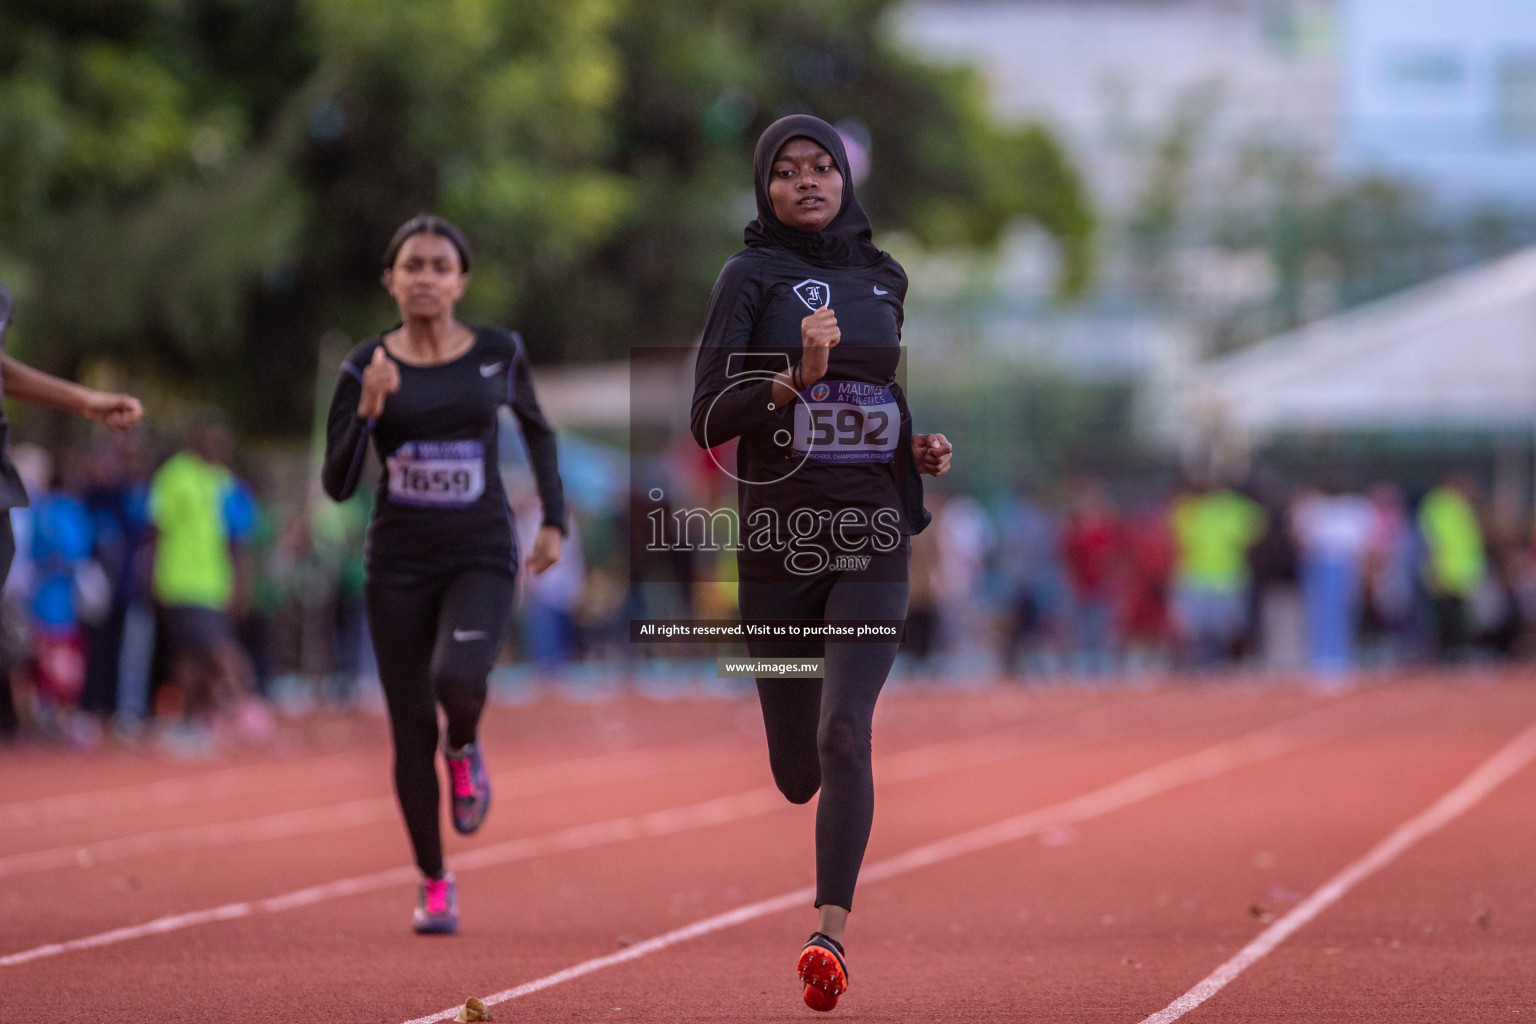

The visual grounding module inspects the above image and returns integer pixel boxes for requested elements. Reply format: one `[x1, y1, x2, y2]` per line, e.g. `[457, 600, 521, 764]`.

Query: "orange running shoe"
[798, 932, 848, 1012]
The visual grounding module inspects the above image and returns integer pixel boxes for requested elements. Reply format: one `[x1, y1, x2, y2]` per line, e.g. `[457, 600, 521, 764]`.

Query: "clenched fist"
[527, 524, 564, 575]
[798, 306, 840, 385]
[83, 392, 143, 431]
[358, 345, 401, 419]
[912, 433, 953, 477]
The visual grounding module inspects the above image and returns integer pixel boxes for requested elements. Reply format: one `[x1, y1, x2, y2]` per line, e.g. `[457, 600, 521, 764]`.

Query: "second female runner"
[691, 115, 953, 1011]
[322, 215, 566, 935]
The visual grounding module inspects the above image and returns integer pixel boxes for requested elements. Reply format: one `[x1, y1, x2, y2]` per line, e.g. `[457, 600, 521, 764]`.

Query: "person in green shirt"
[148, 415, 265, 737]
[1417, 472, 1486, 661]
[1169, 476, 1267, 668]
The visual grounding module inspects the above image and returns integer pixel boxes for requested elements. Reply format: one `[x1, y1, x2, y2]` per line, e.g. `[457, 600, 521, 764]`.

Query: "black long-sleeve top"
[323, 326, 565, 586]
[690, 247, 930, 549]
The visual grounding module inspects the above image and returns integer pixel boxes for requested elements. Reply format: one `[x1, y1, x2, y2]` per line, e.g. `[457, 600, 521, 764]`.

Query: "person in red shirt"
[1121, 496, 1175, 667]
[1061, 478, 1122, 675]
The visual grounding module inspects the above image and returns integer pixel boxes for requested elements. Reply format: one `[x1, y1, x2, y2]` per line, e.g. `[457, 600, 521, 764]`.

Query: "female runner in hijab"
[691, 115, 953, 1012]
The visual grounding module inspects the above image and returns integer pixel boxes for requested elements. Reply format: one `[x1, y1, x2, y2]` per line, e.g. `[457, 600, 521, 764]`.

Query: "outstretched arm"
[2, 356, 142, 430]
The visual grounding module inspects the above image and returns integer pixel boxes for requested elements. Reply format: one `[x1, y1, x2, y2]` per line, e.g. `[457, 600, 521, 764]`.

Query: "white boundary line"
[398, 714, 1330, 1024]
[0, 723, 1083, 969]
[0, 752, 369, 830]
[1136, 717, 1536, 1024]
[0, 693, 1051, 834]
[0, 710, 1087, 880]
[0, 734, 753, 837]
[0, 739, 752, 879]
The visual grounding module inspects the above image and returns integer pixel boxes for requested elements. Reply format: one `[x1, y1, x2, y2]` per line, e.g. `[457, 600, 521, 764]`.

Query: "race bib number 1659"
[386, 440, 485, 507]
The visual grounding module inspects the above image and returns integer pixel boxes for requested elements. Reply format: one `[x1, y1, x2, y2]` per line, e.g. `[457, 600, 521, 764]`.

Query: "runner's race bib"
[792, 380, 899, 464]
[386, 440, 485, 507]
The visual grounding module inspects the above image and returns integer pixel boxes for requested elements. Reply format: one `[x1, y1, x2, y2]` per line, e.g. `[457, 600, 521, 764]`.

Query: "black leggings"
[737, 541, 910, 911]
[366, 568, 516, 878]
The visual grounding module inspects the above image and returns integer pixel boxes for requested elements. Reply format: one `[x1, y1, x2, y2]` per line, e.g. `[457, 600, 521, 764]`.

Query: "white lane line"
[0, 798, 396, 878]
[0, 722, 1077, 968]
[0, 752, 369, 831]
[1136, 717, 1536, 1024]
[398, 712, 1333, 1024]
[0, 713, 1074, 879]
[0, 739, 753, 879]
[0, 692, 1051, 835]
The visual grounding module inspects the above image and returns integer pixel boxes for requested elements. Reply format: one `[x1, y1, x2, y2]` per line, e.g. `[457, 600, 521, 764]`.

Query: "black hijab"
[744, 115, 883, 269]
[0, 284, 11, 346]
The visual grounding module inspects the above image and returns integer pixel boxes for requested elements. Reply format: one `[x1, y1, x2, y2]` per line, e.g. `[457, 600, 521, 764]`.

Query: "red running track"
[1, 677, 1534, 1022]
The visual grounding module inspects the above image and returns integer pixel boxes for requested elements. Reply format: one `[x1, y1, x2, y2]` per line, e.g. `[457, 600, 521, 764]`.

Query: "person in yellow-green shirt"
[1169, 476, 1266, 668]
[148, 414, 267, 739]
[1417, 472, 1486, 661]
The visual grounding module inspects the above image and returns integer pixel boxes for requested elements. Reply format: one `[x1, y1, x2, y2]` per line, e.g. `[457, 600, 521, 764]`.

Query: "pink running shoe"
[413, 873, 459, 935]
[445, 742, 491, 835]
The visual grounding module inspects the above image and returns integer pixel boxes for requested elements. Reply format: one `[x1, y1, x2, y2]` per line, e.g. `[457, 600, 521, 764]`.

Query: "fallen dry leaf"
[454, 995, 493, 1022]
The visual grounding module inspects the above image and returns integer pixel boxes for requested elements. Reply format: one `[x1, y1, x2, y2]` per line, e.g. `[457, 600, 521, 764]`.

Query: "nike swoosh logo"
[873, 286, 889, 295]
[479, 362, 504, 377]
[452, 630, 488, 642]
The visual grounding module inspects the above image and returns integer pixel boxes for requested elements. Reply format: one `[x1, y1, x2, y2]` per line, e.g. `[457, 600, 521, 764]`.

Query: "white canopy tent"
[1187, 247, 1536, 436]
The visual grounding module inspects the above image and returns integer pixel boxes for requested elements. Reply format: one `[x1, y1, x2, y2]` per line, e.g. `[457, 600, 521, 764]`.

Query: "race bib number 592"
[792, 381, 899, 464]
[386, 440, 485, 507]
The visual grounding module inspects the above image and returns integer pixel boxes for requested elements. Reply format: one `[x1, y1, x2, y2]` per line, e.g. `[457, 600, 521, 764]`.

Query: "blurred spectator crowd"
[628, 441, 1536, 687]
[0, 418, 373, 752]
[901, 467, 1530, 685]
[7, 412, 1533, 752]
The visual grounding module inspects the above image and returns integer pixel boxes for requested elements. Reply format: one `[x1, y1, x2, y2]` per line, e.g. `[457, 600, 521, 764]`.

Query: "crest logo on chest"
[792, 279, 830, 311]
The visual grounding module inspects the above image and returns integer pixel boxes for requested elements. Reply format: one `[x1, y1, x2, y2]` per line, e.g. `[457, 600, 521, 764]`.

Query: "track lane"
[2, 688, 1350, 1021]
[7, 684, 1523, 1023]
[0, 688, 1205, 948]
[1144, 716, 1536, 1021]
[396, 684, 1536, 1023]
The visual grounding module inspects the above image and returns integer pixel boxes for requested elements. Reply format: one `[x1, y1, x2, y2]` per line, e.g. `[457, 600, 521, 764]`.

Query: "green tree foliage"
[1205, 151, 1536, 354]
[0, 0, 1093, 434]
